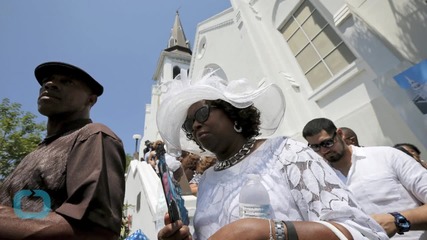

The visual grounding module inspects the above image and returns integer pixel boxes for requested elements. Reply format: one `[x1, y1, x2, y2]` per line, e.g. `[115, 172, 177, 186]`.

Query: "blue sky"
[0, 0, 231, 155]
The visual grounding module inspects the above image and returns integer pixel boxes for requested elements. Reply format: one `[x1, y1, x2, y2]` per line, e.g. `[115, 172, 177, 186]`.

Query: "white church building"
[125, 0, 427, 237]
[143, 0, 427, 154]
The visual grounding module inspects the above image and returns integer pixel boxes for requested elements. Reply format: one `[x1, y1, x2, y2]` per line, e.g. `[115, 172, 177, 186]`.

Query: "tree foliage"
[0, 98, 46, 181]
[124, 153, 134, 172]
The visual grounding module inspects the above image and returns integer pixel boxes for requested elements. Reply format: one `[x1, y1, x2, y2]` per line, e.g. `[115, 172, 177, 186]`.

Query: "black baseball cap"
[34, 61, 104, 96]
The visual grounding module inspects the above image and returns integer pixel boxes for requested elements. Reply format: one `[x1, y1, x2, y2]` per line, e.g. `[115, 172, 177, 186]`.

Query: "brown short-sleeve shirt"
[0, 119, 126, 234]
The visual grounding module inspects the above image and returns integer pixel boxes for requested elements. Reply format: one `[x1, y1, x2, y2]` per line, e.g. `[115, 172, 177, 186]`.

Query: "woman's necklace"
[214, 138, 256, 171]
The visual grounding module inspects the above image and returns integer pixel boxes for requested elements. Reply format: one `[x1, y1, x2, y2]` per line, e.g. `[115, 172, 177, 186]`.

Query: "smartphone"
[157, 144, 181, 223]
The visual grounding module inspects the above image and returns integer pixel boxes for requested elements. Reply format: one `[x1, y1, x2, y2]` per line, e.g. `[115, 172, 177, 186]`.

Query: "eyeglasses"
[182, 105, 213, 133]
[308, 132, 337, 152]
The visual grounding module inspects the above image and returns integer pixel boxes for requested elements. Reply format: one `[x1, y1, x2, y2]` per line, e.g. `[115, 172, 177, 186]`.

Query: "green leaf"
[0, 98, 46, 181]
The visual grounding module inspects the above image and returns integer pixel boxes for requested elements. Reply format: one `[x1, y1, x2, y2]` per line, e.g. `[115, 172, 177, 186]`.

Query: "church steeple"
[152, 11, 192, 82]
[149, 10, 192, 143]
[166, 11, 192, 54]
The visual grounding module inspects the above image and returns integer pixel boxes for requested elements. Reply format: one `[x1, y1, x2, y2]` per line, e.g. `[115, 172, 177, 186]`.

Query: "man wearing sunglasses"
[302, 117, 427, 239]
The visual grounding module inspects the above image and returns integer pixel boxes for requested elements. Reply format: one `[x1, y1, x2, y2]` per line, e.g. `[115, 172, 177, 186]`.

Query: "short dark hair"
[394, 145, 413, 157]
[340, 127, 356, 137]
[393, 143, 421, 155]
[302, 118, 337, 139]
[209, 99, 261, 139]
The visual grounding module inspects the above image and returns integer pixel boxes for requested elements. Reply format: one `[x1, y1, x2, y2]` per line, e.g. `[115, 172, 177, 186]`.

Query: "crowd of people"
[0, 62, 426, 240]
[157, 73, 389, 240]
[142, 139, 217, 196]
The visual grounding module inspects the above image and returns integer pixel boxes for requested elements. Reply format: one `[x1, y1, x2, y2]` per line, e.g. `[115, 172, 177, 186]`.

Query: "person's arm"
[371, 149, 427, 236]
[157, 216, 351, 240]
[0, 205, 114, 239]
[189, 183, 198, 196]
[55, 124, 125, 238]
[372, 204, 427, 237]
[188, 173, 201, 196]
[400, 205, 427, 231]
[209, 218, 352, 240]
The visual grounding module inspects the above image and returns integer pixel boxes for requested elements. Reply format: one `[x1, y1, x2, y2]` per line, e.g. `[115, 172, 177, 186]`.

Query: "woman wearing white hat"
[156, 73, 388, 240]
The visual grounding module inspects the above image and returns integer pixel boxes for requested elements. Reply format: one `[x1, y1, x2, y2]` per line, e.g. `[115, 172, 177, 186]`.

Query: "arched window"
[173, 66, 181, 79]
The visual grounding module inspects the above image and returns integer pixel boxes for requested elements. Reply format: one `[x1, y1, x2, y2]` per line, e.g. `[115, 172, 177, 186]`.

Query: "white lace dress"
[193, 137, 388, 240]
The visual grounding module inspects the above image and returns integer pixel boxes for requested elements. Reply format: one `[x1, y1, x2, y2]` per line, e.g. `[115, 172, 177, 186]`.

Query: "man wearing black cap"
[0, 62, 126, 239]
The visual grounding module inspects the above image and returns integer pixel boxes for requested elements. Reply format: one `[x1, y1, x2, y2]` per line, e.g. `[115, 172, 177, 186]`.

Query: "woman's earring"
[234, 121, 242, 133]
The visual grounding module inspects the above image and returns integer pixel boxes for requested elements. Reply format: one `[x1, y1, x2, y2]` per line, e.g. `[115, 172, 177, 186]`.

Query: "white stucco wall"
[141, 0, 427, 161]
[187, 0, 426, 155]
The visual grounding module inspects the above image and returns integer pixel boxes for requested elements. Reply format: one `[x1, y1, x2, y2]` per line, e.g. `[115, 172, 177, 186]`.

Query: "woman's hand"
[158, 213, 192, 240]
[208, 218, 270, 240]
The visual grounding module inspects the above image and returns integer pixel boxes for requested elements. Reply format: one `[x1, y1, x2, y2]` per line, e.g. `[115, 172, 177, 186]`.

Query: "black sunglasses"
[182, 105, 214, 133]
[308, 132, 337, 152]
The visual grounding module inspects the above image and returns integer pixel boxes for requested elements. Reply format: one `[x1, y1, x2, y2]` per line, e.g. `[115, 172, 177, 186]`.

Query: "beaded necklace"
[214, 138, 256, 171]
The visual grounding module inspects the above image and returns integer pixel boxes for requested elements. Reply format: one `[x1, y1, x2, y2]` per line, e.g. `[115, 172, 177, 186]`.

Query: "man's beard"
[326, 152, 344, 163]
[325, 137, 345, 163]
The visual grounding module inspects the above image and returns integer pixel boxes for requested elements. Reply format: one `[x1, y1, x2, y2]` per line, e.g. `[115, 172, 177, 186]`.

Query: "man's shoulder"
[353, 145, 394, 154]
[79, 122, 121, 141]
[352, 145, 404, 163]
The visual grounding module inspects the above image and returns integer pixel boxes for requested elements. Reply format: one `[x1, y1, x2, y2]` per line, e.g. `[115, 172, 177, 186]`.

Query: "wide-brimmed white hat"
[156, 72, 286, 157]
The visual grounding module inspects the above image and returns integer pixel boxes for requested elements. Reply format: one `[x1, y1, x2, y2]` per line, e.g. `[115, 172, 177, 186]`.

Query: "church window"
[173, 66, 181, 79]
[280, 0, 356, 89]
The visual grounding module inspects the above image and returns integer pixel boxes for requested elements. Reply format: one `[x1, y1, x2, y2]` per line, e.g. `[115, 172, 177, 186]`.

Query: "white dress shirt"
[333, 145, 427, 240]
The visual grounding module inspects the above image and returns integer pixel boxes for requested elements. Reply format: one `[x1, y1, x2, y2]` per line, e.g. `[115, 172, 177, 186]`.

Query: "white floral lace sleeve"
[276, 137, 388, 240]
